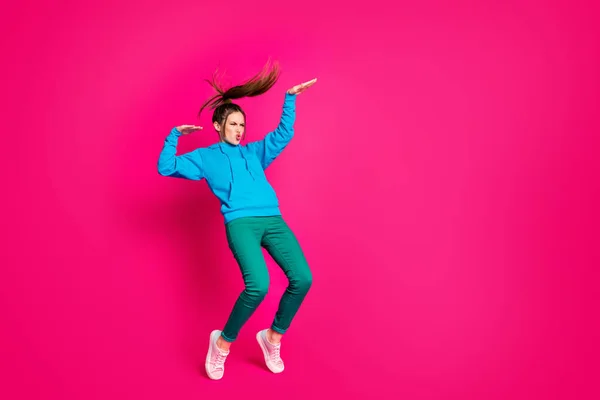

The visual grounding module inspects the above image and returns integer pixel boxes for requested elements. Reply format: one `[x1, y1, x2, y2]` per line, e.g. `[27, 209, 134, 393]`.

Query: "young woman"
[157, 61, 317, 380]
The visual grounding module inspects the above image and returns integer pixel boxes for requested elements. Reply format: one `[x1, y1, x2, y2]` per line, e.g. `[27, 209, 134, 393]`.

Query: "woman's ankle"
[267, 329, 283, 345]
[217, 335, 231, 352]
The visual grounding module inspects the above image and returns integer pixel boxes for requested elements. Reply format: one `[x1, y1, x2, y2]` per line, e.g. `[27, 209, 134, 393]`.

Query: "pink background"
[2, 0, 599, 399]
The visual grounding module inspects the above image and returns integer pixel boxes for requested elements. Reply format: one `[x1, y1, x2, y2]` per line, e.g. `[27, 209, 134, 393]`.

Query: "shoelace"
[270, 344, 283, 366]
[213, 351, 227, 371]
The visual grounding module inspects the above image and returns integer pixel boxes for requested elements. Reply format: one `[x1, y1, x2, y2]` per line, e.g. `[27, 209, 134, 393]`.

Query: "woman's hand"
[287, 78, 317, 95]
[176, 125, 203, 135]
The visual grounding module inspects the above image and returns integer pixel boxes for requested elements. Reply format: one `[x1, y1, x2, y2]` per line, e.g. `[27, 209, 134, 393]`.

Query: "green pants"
[221, 216, 313, 342]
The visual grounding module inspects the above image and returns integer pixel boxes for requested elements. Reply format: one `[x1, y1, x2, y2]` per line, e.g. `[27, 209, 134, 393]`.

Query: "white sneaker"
[256, 329, 285, 373]
[205, 330, 229, 380]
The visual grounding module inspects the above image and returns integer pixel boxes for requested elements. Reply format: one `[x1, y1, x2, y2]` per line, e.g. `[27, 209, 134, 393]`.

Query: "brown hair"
[198, 60, 281, 137]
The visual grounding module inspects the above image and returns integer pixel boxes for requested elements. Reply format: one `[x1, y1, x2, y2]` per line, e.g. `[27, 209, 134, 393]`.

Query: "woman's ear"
[213, 121, 221, 132]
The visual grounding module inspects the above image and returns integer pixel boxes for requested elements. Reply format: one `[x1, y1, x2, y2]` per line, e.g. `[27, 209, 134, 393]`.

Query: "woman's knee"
[245, 277, 270, 301]
[291, 268, 313, 294]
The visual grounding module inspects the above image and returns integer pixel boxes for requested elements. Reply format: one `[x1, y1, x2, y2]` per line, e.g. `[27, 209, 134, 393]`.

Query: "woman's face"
[216, 112, 245, 145]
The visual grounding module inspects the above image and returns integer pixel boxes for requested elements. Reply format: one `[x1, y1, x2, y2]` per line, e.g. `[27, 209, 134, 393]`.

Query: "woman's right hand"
[176, 125, 203, 135]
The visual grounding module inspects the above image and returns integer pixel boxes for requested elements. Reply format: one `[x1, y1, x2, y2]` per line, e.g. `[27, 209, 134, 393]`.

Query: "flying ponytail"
[198, 59, 281, 120]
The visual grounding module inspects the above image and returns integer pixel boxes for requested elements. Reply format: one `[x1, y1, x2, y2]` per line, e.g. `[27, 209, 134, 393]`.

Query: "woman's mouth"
[236, 134, 241, 141]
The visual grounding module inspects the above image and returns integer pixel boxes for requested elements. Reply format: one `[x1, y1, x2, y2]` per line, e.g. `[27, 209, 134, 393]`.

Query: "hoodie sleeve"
[157, 127, 205, 180]
[246, 92, 296, 169]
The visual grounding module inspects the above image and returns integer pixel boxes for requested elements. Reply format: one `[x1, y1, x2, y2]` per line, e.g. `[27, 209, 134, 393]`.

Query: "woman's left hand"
[287, 78, 317, 95]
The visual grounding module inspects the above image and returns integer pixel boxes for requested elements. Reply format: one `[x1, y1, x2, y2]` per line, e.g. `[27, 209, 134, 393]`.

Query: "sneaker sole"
[256, 331, 284, 374]
[205, 330, 223, 380]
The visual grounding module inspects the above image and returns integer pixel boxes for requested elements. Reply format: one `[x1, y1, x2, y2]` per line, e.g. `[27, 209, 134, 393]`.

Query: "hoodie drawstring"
[218, 143, 255, 201]
[218, 144, 235, 200]
[239, 147, 255, 180]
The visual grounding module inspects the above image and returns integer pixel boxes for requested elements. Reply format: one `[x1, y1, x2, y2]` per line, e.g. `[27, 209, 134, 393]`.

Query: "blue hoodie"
[157, 92, 296, 224]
